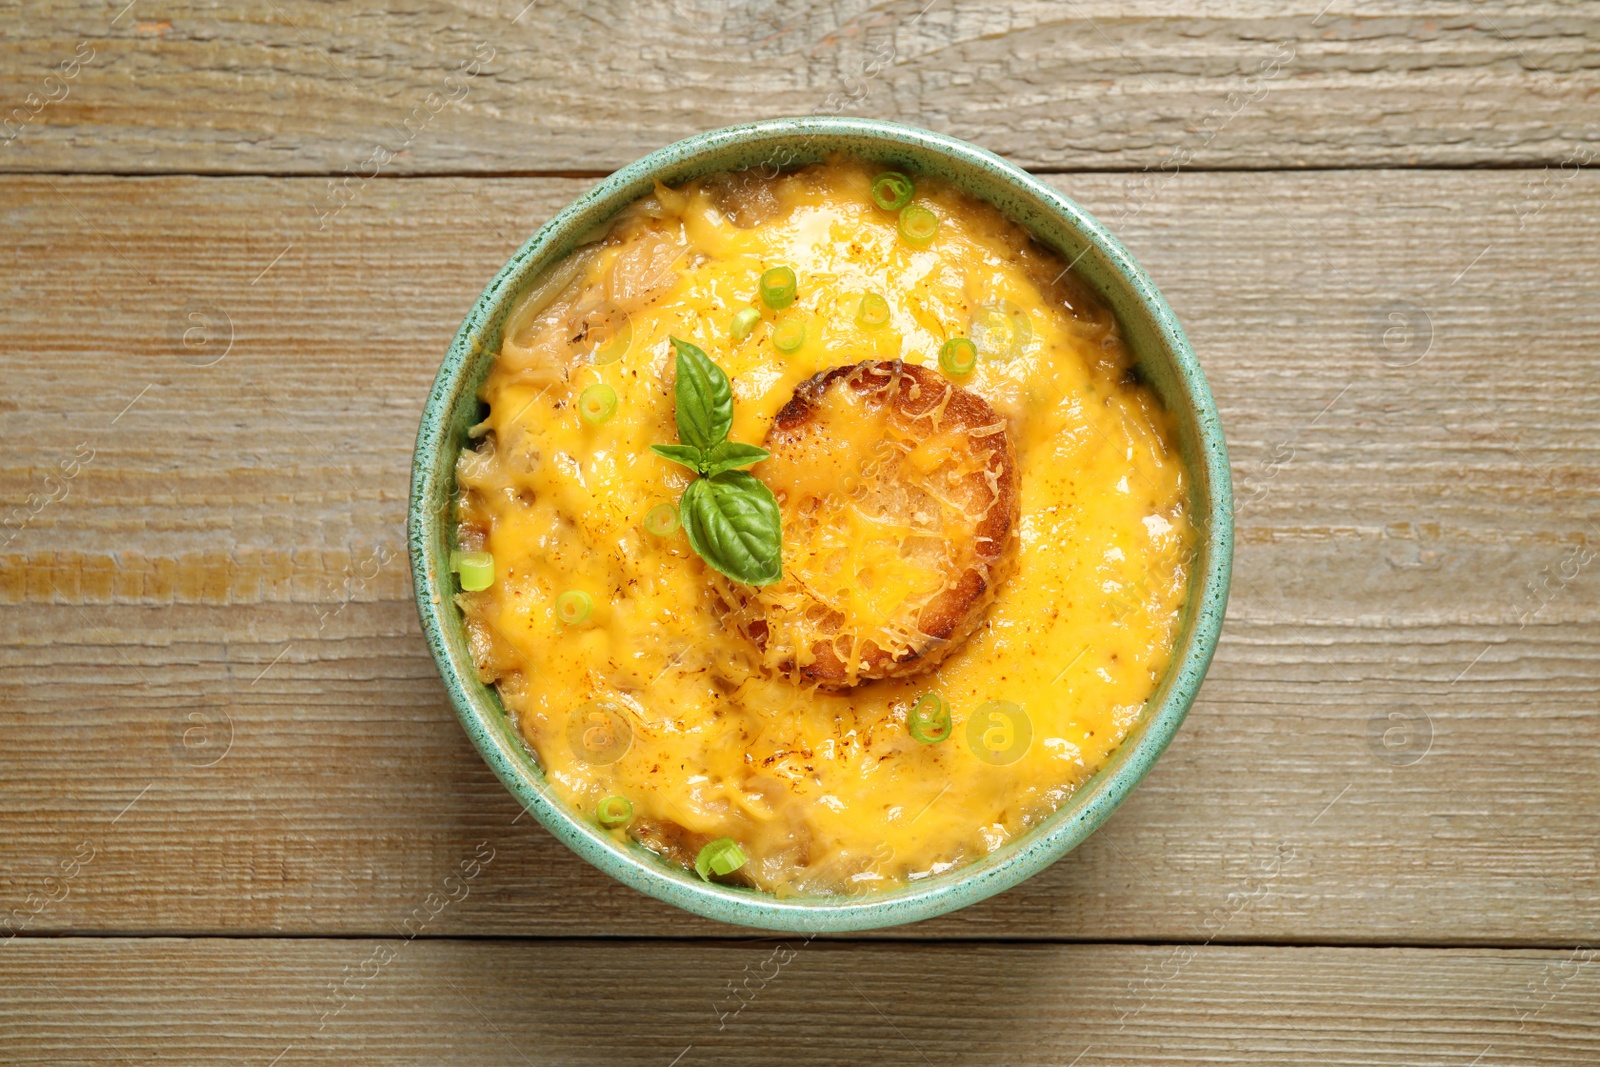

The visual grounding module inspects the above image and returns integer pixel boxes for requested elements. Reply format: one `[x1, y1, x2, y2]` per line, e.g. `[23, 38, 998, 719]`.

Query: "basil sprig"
[650, 338, 783, 586]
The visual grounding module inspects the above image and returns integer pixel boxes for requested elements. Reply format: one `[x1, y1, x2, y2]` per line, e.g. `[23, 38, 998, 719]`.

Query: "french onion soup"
[451, 160, 1193, 895]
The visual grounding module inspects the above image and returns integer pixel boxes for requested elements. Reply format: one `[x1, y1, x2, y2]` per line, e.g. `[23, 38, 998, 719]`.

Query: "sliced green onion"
[694, 837, 749, 880]
[578, 384, 618, 424]
[451, 550, 494, 591]
[597, 795, 633, 828]
[730, 306, 761, 341]
[939, 337, 978, 376]
[709, 843, 746, 875]
[644, 502, 680, 537]
[759, 266, 798, 310]
[870, 170, 915, 212]
[856, 292, 890, 329]
[771, 318, 806, 353]
[898, 204, 938, 246]
[907, 692, 952, 744]
[556, 589, 593, 626]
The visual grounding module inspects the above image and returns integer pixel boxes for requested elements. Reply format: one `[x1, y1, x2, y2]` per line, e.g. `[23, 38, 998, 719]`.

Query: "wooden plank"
[1, 939, 1595, 1065]
[1, 2, 1598, 174]
[1, 169, 1597, 941]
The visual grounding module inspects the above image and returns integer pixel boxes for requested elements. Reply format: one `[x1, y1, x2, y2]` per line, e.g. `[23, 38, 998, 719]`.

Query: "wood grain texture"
[1, 169, 1597, 943]
[2, 938, 1596, 1065]
[1, 2, 1598, 174]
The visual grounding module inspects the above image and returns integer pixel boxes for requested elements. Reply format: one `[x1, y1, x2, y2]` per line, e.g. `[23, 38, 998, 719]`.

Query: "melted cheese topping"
[455, 160, 1193, 895]
[732, 368, 1008, 685]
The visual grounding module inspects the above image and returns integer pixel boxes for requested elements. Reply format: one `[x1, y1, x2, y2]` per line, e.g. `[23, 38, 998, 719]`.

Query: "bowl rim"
[409, 116, 1233, 932]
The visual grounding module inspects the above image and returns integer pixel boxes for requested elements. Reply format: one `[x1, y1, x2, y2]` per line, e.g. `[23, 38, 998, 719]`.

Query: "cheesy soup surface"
[454, 160, 1193, 895]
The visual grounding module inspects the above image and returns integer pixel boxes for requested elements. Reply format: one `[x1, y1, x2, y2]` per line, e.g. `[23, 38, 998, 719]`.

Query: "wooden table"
[3, 3, 1597, 1063]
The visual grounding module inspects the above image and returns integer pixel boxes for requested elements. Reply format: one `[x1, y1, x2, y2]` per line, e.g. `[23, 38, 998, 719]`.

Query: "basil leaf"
[670, 337, 733, 452]
[652, 339, 782, 583]
[650, 443, 705, 472]
[699, 441, 771, 477]
[679, 471, 783, 586]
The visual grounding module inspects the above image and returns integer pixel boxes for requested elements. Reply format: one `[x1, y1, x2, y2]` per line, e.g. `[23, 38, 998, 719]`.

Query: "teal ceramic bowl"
[409, 117, 1231, 932]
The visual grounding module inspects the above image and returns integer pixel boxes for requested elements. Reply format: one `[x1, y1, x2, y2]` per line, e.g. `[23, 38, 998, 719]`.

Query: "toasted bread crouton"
[718, 360, 1019, 689]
